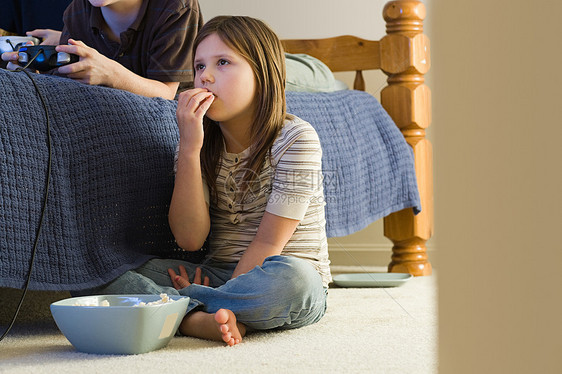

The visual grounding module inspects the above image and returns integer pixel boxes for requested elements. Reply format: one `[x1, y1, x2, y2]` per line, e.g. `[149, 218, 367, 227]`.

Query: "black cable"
[20, 48, 44, 71]
[0, 63, 52, 341]
[5, 39, 16, 51]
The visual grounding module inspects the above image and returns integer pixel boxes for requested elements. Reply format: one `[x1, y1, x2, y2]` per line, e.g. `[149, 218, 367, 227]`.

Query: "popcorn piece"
[134, 293, 175, 307]
[73, 299, 110, 307]
[72, 294, 175, 307]
[160, 293, 170, 303]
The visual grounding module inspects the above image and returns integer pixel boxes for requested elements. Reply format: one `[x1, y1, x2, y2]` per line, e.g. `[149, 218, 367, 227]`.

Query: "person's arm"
[55, 39, 179, 99]
[169, 149, 210, 251]
[142, 2, 201, 96]
[168, 88, 215, 250]
[231, 212, 300, 279]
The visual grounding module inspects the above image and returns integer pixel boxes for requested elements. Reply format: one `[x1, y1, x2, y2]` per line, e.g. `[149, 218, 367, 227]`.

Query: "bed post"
[381, 0, 433, 276]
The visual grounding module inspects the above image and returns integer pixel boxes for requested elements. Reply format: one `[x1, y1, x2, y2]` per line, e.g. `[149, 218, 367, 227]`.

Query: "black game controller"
[17, 45, 79, 72]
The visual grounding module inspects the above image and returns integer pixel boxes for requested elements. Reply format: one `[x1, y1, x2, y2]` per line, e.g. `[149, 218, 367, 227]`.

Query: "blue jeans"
[74, 255, 327, 330]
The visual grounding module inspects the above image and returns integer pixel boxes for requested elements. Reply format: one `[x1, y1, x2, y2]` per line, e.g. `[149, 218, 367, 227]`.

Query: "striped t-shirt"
[203, 116, 332, 287]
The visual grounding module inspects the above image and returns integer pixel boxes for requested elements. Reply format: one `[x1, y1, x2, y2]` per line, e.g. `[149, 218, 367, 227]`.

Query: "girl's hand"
[55, 39, 114, 86]
[176, 88, 215, 152]
[168, 266, 210, 289]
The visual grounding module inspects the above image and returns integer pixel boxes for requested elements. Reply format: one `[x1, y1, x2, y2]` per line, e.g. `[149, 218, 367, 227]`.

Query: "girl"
[79, 16, 331, 346]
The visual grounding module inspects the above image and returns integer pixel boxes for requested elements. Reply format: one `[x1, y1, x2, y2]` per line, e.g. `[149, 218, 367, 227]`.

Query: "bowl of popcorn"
[50, 293, 189, 355]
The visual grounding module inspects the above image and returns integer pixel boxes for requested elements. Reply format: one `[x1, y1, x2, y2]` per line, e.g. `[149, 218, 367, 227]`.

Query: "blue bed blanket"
[0, 69, 419, 291]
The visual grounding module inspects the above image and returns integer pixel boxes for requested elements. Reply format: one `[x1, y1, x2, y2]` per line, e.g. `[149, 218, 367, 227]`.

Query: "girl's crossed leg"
[74, 255, 327, 346]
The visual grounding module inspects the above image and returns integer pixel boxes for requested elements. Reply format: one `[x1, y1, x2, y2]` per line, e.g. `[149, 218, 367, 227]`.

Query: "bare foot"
[178, 309, 246, 346]
[215, 308, 245, 346]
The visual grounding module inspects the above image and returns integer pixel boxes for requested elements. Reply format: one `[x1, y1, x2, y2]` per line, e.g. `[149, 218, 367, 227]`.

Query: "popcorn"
[72, 294, 174, 307]
[73, 299, 110, 307]
[134, 293, 174, 307]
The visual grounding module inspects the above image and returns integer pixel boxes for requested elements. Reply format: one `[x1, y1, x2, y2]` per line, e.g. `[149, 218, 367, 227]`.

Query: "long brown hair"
[194, 16, 288, 202]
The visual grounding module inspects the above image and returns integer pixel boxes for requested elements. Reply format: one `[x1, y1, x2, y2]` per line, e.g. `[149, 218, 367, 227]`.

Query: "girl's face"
[194, 33, 257, 128]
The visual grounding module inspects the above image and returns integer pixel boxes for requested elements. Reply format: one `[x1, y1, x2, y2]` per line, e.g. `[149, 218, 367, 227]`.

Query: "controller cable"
[5, 39, 16, 51]
[0, 49, 52, 341]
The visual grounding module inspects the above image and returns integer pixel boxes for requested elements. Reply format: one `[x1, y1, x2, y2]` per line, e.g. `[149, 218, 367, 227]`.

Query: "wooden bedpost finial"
[381, 0, 433, 276]
[381, 1, 429, 75]
[383, 0, 426, 34]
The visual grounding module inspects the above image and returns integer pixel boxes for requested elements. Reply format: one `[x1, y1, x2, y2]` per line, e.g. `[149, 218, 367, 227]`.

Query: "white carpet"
[0, 274, 437, 373]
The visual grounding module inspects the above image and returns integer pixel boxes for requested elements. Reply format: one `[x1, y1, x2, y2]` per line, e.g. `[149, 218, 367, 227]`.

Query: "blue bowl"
[50, 294, 189, 355]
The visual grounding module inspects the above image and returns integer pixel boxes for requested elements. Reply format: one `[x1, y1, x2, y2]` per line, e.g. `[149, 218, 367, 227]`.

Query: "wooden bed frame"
[281, 0, 432, 276]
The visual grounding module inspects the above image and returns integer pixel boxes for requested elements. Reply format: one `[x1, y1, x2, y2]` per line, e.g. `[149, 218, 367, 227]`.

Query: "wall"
[199, 0, 386, 39]
[199, 0, 434, 268]
[431, 0, 562, 373]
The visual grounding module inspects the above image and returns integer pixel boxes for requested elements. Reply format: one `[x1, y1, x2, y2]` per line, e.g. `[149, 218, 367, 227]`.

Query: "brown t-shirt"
[60, 0, 203, 90]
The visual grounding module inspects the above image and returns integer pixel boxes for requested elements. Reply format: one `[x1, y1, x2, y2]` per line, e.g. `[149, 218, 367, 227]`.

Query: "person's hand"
[1, 51, 19, 70]
[176, 88, 215, 152]
[168, 266, 210, 289]
[26, 29, 62, 45]
[55, 39, 115, 86]
[1, 41, 35, 71]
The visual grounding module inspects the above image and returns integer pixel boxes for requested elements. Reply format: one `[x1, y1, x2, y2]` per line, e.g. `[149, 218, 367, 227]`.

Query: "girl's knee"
[241, 257, 327, 330]
[264, 255, 320, 280]
[262, 256, 323, 299]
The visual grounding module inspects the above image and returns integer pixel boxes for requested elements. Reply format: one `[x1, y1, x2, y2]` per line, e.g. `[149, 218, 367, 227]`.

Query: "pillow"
[285, 53, 347, 92]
